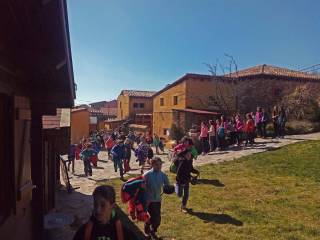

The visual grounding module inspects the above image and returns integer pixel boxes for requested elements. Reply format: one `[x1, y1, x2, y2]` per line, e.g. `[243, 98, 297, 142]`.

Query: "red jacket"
[245, 119, 255, 133]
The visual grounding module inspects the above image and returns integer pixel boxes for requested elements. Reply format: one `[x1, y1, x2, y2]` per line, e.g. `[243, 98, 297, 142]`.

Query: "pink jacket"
[200, 125, 208, 138]
[235, 119, 244, 132]
[255, 112, 263, 124]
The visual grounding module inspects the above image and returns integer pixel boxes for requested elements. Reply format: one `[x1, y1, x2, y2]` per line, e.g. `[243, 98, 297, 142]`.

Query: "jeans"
[273, 122, 279, 138]
[145, 202, 161, 233]
[200, 137, 209, 153]
[256, 122, 263, 137]
[113, 159, 124, 177]
[217, 136, 225, 150]
[262, 122, 267, 138]
[175, 183, 190, 207]
[209, 135, 217, 151]
[83, 159, 92, 176]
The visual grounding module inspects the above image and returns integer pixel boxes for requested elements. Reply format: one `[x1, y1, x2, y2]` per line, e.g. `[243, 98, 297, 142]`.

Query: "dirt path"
[52, 132, 320, 239]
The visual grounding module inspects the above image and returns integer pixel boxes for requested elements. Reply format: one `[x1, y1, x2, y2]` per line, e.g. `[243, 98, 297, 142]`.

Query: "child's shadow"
[187, 210, 243, 226]
[197, 179, 225, 187]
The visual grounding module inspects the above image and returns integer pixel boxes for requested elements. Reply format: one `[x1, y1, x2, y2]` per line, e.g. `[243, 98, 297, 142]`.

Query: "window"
[160, 98, 164, 106]
[133, 103, 138, 108]
[139, 103, 145, 108]
[173, 96, 178, 105]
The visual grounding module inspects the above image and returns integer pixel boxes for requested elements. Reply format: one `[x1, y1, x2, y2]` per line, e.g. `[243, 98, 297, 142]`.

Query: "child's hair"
[93, 185, 116, 204]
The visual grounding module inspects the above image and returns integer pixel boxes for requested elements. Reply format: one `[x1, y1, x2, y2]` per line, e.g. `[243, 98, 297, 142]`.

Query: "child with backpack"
[73, 185, 124, 240]
[105, 135, 115, 160]
[135, 137, 152, 174]
[173, 149, 199, 213]
[111, 139, 126, 180]
[143, 157, 170, 239]
[80, 142, 97, 177]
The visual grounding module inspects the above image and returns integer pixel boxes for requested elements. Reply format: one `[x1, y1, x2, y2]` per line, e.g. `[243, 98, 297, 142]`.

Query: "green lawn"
[106, 141, 320, 240]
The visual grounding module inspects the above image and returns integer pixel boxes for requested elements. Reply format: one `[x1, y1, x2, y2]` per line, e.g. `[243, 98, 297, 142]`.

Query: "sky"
[67, 0, 320, 104]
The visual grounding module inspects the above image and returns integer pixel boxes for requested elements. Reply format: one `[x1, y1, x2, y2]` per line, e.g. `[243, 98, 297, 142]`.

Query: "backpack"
[169, 158, 182, 174]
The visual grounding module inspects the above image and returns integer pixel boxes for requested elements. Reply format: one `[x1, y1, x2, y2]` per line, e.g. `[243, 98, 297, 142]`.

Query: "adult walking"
[208, 120, 217, 152]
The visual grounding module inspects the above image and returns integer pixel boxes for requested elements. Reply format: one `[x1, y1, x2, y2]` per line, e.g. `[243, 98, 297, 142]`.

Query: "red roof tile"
[226, 64, 320, 80]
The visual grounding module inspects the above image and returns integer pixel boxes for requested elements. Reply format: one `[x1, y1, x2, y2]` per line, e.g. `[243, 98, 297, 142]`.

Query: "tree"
[170, 123, 185, 141]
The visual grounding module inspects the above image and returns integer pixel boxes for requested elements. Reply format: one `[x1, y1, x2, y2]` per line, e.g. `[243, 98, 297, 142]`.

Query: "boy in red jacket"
[245, 113, 255, 146]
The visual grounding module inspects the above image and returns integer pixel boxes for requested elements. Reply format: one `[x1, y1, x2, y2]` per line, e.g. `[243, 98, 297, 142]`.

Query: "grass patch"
[103, 141, 320, 239]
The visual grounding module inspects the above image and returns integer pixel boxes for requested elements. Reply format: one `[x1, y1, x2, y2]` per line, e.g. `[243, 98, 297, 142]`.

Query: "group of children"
[73, 135, 200, 240]
[198, 106, 287, 155]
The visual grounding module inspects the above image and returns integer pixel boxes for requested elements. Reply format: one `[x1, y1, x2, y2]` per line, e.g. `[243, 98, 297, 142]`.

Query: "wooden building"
[71, 108, 90, 144]
[0, 1, 75, 239]
[117, 90, 156, 120]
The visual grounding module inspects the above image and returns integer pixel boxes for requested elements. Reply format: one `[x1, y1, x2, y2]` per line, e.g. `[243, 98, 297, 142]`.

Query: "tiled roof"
[121, 90, 156, 97]
[153, 73, 226, 97]
[226, 64, 320, 80]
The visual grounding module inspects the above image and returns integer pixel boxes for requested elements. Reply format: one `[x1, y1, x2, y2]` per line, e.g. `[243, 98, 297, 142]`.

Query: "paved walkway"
[52, 132, 320, 239]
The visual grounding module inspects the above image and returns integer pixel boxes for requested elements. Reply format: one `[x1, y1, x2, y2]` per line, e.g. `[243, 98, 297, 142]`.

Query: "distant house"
[153, 74, 222, 138]
[226, 64, 320, 113]
[90, 100, 117, 118]
[117, 90, 155, 130]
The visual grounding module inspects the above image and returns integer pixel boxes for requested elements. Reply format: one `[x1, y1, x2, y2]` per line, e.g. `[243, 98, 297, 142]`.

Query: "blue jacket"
[111, 144, 125, 161]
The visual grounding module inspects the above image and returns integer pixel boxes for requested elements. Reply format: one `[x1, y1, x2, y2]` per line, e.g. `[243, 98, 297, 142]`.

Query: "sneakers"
[181, 205, 188, 213]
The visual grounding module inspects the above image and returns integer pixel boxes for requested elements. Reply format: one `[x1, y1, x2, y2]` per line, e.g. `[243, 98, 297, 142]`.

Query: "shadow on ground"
[115, 206, 147, 240]
[197, 179, 225, 187]
[187, 210, 243, 226]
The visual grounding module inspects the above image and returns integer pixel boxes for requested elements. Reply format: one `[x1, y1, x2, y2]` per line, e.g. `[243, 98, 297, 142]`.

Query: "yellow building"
[117, 90, 156, 120]
[153, 74, 232, 139]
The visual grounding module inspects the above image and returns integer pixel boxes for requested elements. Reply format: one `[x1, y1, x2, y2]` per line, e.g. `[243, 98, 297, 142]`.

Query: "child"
[153, 134, 160, 154]
[199, 121, 209, 155]
[216, 119, 225, 150]
[105, 135, 116, 160]
[143, 157, 170, 239]
[245, 113, 255, 146]
[73, 185, 124, 240]
[174, 149, 199, 212]
[135, 137, 152, 174]
[80, 143, 97, 177]
[123, 138, 133, 173]
[235, 115, 244, 146]
[111, 139, 125, 180]
[67, 144, 76, 173]
[158, 138, 165, 152]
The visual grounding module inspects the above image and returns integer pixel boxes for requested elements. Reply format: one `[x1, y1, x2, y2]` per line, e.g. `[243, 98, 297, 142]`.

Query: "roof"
[172, 108, 220, 115]
[226, 64, 320, 80]
[104, 119, 126, 123]
[129, 124, 149, 129]
[120, 90, 156, 98]
[71, 108, 88, 113]
[153, 73, 226, 97]
[42, 109, 71, 129]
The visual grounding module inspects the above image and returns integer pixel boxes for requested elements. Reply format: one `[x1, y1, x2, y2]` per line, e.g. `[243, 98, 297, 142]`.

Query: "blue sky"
[67, 0, 320, 104]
